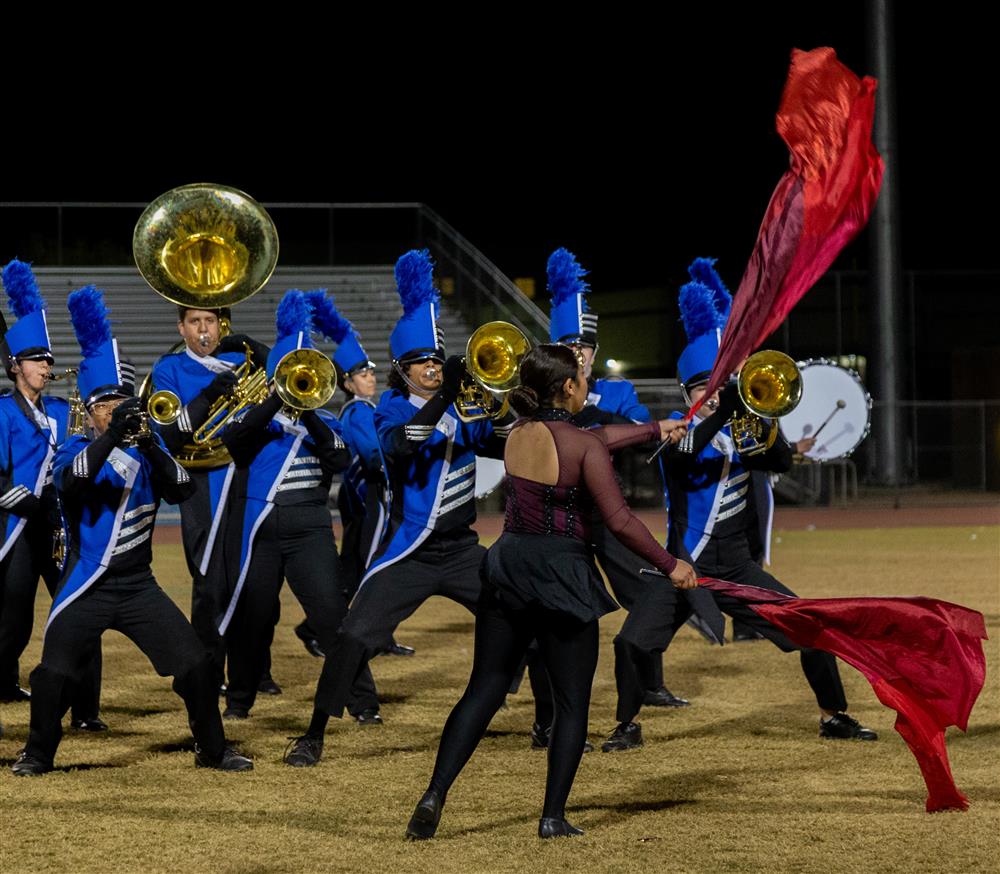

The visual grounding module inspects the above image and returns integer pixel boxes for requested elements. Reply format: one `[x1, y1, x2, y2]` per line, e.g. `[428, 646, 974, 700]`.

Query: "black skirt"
[485, 532, 619, 623]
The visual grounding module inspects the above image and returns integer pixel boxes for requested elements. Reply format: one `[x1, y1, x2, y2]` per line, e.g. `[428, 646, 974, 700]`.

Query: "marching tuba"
[454, 321, 531, 422]
[133, 183, 279, 468]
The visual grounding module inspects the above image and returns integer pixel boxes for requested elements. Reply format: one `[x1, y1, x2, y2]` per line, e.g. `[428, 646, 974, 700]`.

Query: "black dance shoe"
[354, 708, 383, 726]
[194, 745, 254, 772]
[223, 706, 249, 721]
[530, 723, 593, 753]
[284, 735, 324, 767]
[70, 717, 109, 732]
[538, 817, 583, 838]
[386, 641, 416, 656]
[601, 721, 643, 752]
[0, 684, 31, 703]
[819, 713, 878, 741]
[406, 790, 443, 840]
[11, 750, 50, 777]
[257, 674, 283, 695]
[643, 686, 691, 708]
[294, 623, 325, 658]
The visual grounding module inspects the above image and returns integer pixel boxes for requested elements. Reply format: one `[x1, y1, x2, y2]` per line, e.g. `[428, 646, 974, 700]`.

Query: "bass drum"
[475, 457, 507, 498]
[779, 359, 872, 461]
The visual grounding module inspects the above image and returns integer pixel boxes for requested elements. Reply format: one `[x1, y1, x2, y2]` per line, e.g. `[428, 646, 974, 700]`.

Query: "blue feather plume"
[394, 249, 438, 315]
[679, 280, 727, 340]
[686, 257, 731, 321]
[306, 290, 353, 343]
[67, 286, 112, 357]
[275, 290, 312, 340]
[2, 259, 47, 318]
[546, 248, 590, 306]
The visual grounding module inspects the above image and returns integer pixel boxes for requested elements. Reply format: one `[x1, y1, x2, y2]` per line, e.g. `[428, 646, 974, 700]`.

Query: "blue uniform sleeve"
[343, 402, 384, 472]
[616, 383, 651, 423]
[0, 407, 11, 473]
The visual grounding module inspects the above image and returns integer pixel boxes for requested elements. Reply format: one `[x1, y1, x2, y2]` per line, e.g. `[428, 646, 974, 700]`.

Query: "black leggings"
[427, 590, 598, 821]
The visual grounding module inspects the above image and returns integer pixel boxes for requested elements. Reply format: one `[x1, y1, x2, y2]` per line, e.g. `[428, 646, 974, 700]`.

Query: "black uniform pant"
[614, 532, 848, 722]
[314, 527, 483, 718]
[427, 587, 598, 821]
[225, 502, 378, 716]
[181, 470, 241, 690]
[25, 568, 224, 765]
[0, 521, 101, 719]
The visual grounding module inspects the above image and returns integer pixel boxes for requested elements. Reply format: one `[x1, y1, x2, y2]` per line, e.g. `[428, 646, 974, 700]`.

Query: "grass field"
[1, 523, 997, 874]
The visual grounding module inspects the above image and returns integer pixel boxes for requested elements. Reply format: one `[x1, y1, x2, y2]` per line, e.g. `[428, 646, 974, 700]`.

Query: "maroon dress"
[486, 419, 677, 623]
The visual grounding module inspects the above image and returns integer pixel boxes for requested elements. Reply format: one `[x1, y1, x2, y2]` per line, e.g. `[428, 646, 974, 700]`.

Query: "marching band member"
[11, 286, 251, 775]
[283, 249, 512, 767]
[610, 258, 878, 750]
[150, 306, 269, 693]
[218, 291, 379, 723]
[291, 291, 415, 660]
[0, 260, 102, 730]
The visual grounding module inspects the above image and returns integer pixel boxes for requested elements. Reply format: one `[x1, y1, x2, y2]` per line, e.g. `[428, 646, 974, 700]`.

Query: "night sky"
[4, 6, 990, 292]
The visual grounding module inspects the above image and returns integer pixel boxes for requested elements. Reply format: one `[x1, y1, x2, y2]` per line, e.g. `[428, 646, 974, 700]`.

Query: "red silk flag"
[688, 47, 885, 419]
[699, 578, 988, 812]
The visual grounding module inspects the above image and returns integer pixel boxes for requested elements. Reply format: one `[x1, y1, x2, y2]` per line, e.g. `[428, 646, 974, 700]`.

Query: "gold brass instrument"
[48, 368, 86, 436]
[455, 321, 531, 422]
[273, 348, 336, 416]
[730, 349, 802, 455]
[133, 183, 279, 468]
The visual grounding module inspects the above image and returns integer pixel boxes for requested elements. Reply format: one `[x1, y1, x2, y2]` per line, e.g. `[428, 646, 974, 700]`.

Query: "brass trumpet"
[730, 350, 802, 455]
[455, 321, 531, 422]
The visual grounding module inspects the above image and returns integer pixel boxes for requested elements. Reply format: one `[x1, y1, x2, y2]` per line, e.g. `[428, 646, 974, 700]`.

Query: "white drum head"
[780, 360, 872, 461]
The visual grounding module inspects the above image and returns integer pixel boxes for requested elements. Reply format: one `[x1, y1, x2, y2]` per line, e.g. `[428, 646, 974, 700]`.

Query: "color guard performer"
[0, 260, 102, 730]
[11, 286, 251, 775]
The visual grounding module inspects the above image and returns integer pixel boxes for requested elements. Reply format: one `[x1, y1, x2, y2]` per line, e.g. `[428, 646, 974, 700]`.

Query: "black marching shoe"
[602, 721, 643, 752]
[222, 706, 249, 721]
[283, 735, 324, 767]
[538, 817, 583, 839]
[354, 708, 383, 726]
[294, 623, 325, 658]
[0, 684, 31, 703]
[406, 790, 443, 840]
[257, 674, 283, 695]
[11, 750, 50, 777]
[70, 717, 109, 732]
[530, 722, 593, 753]
[819, 713, 878, 741]
[386, 641, 416, 657]
[643, 686, 690, 708]
[194, 745, 254, 771]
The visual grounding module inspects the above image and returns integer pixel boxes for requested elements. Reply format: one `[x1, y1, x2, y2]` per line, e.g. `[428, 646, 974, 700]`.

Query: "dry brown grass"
[1, 523, 997, 874]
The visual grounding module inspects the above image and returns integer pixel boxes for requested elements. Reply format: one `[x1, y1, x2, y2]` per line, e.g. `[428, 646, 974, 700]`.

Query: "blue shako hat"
[306, 289, 374, 374]
[547, 247, 597, 346]
[2, 259, 54, 363]
[67, 286, 136, 406]
[389, 249, 444, 364]
[267, 290, 317, 380]
[676, 257, 732, 388]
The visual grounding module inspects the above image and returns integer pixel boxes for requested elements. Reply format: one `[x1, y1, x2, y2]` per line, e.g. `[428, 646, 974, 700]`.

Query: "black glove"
[441, 355, 466, 402]
[717, 381, 745, 419]
[204, 369, 239, 404]
[365, 467, 387, 487]
[107, 397, 143, 445]
[218, 334, 271, 371]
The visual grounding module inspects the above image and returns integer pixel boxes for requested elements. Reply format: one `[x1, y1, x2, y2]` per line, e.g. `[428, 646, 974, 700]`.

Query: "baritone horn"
[273, 348, 336, 415]
[730, 349, 802, 455]
[455, 321, 531, 422]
